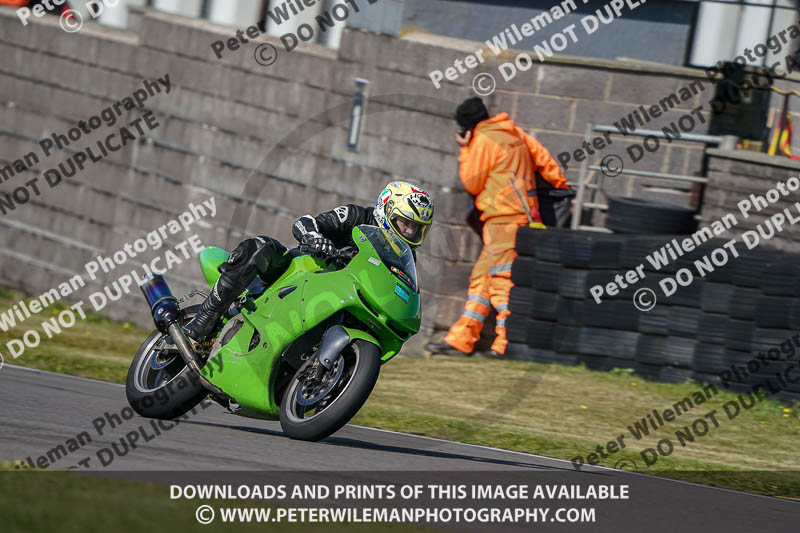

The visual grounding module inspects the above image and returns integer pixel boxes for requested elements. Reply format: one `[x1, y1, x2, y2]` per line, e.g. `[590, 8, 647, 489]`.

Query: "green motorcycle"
[126, 225, 420, 441]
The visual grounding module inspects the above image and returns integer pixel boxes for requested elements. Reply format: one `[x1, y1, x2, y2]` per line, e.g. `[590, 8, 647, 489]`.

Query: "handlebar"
[289, 245, 357, 268]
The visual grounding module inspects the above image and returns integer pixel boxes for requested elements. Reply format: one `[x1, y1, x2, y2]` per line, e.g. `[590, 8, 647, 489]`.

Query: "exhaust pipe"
[140, 273, 228, 398]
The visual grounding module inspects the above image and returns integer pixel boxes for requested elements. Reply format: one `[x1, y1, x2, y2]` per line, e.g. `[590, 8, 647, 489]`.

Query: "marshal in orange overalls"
[444, 113, 568, 355]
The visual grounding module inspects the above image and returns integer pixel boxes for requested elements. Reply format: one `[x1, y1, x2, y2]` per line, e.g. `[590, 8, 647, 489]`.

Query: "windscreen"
[359, 225, 418, 293]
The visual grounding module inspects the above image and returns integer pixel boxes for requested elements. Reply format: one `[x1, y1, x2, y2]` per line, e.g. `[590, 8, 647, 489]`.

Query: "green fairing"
[196, 226, 420, 419]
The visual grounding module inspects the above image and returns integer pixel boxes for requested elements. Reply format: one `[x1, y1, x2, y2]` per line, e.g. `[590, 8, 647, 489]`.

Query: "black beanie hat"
[455, 97, 489, 131]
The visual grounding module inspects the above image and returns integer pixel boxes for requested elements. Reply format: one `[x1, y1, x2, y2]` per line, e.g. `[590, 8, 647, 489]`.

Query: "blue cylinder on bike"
[140, 273, 180, 333]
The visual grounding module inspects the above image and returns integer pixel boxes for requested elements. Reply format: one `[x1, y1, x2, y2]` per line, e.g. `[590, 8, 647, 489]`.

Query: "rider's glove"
[301, 233, 335, 257]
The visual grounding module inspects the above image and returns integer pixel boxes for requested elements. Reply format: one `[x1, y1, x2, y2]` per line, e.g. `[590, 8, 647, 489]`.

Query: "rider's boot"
[182, 236, 291, 343]
[182, 267, 253, 343]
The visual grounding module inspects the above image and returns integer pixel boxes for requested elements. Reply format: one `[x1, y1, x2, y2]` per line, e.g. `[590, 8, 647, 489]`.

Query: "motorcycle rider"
[182, 181, 434, 343]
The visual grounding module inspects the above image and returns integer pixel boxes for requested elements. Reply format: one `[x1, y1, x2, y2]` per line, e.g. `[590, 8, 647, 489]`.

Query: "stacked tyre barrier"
[505, 227, 800, 402]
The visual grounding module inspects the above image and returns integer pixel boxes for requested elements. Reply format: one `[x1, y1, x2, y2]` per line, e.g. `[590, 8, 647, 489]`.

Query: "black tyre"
[549, 352, 581, 366]
[532, 260, 561, 292]
[634, 361, 663, 381]
[508, 286, 535, 316]
[515, 226, 545, 257]
[729, 287, 759, 320]
[701, 282, 734, 314]
[504, 342, 534, 362]
[553, 325, 581, 353]
[529, 349, 559, 363]
[751, 328, 796, 358]
[577, 327, 639, 359]
[638, 306, 669, 335]
[635, 235, 682, 274]
[531, 291, 560, 321]
[696, 313, 728, 344]
[659, 366, 693, 384]
[665, 278, 704, 308]
[511, 257, 536, 287]
[586, 270, 635, 300]
[606, 197, 698, 235]
[560, 233, 622, 269]
[731, 250, 778, 287]
[583, 300, 638, 330]
[690, 371, 723, 387]
[125, 305, 208, 419]
[602, 357, 636, 372]
[724, 318, 754, 352]
[755, 296, 800, 329]
[667, 306, 702, 337]
[527, 319, 556, 349]
[663, 336, 695, 368]
[636, 334, 667, 365]
[280, 340, 380, 442]
[534, 231, 563, 262]
[580, 354, 608, 371]
[776, 390, 800, 402]
[508, 287, 559, 321]
[692, 342, 727, 373]
[505, 315, 531, 343]
[722, 350, 753, 384]
[621, 236, 659, 269]
[558, 268, 590, 299]
[557, 298, 586, 326]
[762, 258, 800, 296]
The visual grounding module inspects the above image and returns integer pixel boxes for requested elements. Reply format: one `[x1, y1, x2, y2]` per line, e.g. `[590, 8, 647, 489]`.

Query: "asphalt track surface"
[2, 364, 799, 532]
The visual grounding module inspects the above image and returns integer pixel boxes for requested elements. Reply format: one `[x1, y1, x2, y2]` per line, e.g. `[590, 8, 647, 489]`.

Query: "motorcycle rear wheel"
[125, 305, 208, 419]
[280, 339, 380, 441]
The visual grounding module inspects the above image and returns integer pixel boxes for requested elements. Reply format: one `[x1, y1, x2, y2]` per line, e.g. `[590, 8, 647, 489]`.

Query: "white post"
[151, 0, 203, 18]
[265, 0, 326, 44]
[207, 0, 265, 27]
[733, 0, 774, 66]
[96, 0, 147, 28]
[689, 1, 741, 67]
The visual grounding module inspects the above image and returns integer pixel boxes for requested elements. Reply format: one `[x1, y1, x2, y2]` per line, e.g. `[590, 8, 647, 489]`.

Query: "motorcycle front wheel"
[280, 339, 380, 441]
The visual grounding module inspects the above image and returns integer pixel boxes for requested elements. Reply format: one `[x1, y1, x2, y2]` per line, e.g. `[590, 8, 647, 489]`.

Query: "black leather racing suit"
[182, 204, 376, 341]
[291, 204, 377, 249]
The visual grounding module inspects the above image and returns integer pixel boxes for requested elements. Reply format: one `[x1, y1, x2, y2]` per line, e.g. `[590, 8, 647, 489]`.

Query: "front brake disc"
[296, 355, 344, 406]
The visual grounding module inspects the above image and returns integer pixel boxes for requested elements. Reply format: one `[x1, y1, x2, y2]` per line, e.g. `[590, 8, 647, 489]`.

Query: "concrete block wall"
[704, 149, 800, 253]
[0, 7, 780, 355]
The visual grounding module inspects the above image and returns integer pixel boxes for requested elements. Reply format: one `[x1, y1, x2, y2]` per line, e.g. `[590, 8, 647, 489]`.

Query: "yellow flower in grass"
[784, 414, 791, 418]
[123, 322, 132, 329]
[783, 408, 792, 413]
[580, 404, 588, 410]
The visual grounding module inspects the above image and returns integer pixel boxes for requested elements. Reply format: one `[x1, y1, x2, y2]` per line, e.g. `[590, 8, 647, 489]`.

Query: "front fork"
[316, 325, 351, 369]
